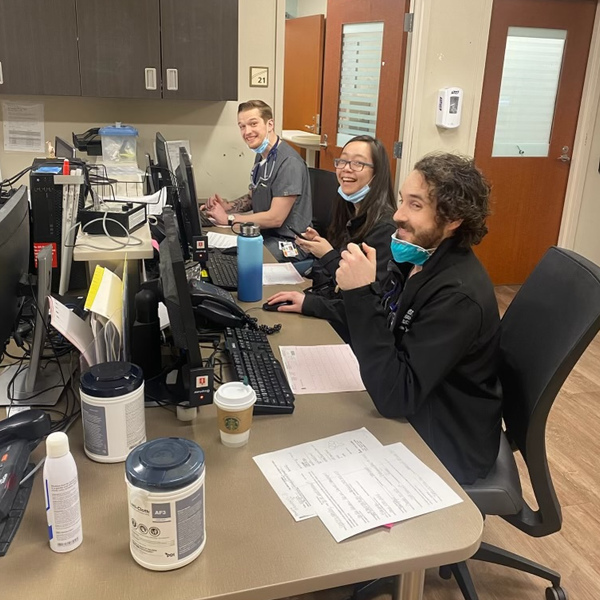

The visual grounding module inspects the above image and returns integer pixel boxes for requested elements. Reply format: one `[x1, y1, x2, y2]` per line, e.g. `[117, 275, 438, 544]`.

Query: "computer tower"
[29, 158, 88, 292]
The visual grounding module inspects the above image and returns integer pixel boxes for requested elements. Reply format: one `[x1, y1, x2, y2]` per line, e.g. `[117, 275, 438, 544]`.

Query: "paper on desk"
[253, 428, 383, 521]
[207, 231, 238, 249]
[291, 442, 463, 542]
[263, 263, 304, 285]
[48, 296, 94, 356]
[279, 345, 365, 394]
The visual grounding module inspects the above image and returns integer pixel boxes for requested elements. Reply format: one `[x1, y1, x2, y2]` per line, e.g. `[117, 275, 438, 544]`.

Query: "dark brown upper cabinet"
[0, 0, 81, 96]
[76, 0, 162, 99]
[160, 0, 238, 101]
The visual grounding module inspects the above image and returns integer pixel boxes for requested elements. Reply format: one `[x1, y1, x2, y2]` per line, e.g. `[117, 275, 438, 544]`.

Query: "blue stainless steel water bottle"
[237, 222, 263, 302]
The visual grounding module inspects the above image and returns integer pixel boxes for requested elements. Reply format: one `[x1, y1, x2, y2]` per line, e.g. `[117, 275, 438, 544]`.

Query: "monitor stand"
[0, 358, 71, 407]
[0, 245, 71, 407]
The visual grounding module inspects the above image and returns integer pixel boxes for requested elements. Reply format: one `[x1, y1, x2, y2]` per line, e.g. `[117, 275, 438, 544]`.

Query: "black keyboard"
[223, 327, 295, 415]
[0, 464, 35, 557]
[207, 251, 238, 291]
[200, 212, 214, 228]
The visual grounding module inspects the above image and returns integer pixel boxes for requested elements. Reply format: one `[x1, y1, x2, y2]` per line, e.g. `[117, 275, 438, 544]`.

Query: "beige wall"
[573, 95, 600, 264]
[400, 0, 493, 184]
[296, 0, 327, 17]
[0, 0, 278, 200]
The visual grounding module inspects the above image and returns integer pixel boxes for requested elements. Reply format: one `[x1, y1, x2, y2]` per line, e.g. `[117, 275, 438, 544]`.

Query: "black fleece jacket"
[302, 214, 396, 329]
[342, 237, 503, 484]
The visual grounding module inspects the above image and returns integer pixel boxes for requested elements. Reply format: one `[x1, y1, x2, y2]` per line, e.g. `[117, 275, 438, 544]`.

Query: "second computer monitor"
[176, 147, 203, 244]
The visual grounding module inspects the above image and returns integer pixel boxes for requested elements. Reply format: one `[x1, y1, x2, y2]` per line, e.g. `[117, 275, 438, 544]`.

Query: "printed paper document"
[290, 442, 463, 542]
[279, 345, 365, 394]
[253, 428, 383, 521]
[207, 231, 238, 249]
[263, 263, 304, 285]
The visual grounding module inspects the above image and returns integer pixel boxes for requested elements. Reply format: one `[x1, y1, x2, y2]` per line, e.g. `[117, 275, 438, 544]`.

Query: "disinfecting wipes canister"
[80, 362, 146, 463]
[125, 437, 206, 571]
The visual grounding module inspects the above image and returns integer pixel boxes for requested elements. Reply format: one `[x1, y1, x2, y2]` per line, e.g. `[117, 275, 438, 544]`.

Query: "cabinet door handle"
[166, 68, 179, 91]
[0, 61, 4, 85]
[144, 68, 157, 90]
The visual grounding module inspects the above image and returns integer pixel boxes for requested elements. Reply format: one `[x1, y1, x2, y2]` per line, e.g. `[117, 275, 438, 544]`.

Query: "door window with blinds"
[492, 27, 567, 157]
[336, 22, 384, 147]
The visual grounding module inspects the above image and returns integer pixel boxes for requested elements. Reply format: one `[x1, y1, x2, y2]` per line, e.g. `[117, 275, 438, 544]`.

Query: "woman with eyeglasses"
[265, 135, 396, 340]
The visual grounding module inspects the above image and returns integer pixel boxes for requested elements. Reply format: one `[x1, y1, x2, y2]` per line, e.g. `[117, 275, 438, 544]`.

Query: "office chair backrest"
[308, 167, 338, 237]
[499, 246, 600, 536]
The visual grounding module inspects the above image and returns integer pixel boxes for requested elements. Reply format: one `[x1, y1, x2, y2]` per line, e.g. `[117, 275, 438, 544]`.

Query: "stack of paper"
[254, 429, 463, 542]
[48, 264, 125, 367]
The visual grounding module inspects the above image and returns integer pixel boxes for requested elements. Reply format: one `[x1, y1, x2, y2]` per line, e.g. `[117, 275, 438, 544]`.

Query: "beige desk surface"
[73, 220, 154, 262]
[2, 259, 483, 600]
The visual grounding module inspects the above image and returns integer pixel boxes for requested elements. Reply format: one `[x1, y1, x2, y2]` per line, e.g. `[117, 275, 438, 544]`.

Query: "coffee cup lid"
[214, 382, 256, 411]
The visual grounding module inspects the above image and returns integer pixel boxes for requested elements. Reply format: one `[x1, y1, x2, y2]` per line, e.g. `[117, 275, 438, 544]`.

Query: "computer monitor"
[55, 136, 75, 159]
[175, 147, 203, 249]
[156, 132, 190, 260]
[0, 186, 30, 350]
[156, 206, 211, 408]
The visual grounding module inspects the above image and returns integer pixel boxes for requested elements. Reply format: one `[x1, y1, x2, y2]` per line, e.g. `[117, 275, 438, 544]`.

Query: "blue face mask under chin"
[251, 135, 270, 154]
[390, 233, 435, 266]
[338, 184, 370, 204]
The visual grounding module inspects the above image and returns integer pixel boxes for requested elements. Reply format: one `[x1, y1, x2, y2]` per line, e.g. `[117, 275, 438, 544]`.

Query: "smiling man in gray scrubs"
[205, 100, 312, 262]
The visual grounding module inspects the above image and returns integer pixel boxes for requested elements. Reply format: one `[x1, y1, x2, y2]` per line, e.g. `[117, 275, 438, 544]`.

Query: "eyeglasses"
[333, 158, 374, 172]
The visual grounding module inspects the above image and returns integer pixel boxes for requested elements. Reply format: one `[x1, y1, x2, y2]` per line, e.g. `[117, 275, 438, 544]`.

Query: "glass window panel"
[492, 27, 566, 157]
[337, 22, 384, 147]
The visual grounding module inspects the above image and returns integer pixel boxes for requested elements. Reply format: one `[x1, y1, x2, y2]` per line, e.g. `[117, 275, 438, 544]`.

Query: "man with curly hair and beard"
[336, 152, 502, 485]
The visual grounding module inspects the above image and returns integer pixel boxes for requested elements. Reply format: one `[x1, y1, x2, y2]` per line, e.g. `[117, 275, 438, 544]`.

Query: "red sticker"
[33, 242, 58, 268]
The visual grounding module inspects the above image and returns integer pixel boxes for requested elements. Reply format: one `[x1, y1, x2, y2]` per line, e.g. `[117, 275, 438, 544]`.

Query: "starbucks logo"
[224, 416, 240, 431]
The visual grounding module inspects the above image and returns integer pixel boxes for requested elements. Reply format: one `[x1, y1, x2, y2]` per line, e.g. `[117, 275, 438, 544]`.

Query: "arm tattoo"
[228, 194, 253, 213]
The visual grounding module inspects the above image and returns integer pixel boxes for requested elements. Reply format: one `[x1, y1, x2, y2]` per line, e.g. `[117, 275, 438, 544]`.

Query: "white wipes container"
[125, 437, 206, 571]
[80, 362, 146, 463]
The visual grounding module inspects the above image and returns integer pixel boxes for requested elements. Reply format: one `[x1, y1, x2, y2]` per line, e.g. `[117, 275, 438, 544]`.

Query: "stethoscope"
[250, 136, 280, 190]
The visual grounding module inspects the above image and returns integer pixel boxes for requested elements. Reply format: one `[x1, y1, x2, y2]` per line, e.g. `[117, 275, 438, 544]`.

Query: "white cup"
[213, 382, 257, 447]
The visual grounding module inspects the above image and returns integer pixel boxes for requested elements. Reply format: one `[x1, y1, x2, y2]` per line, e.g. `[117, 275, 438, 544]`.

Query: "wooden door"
[319, 0, 409, 172]
[0, 0, 80, 96]
[161, 0, 238, 101]
[283, 14, 325, 157]
[76, 0, 161, 99]
[474, 0, 596, 284]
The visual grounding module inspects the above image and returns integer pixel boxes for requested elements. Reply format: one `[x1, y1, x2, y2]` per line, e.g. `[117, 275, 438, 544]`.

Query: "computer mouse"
[262, 300, 293, 312]
[221, 246, 238, 256]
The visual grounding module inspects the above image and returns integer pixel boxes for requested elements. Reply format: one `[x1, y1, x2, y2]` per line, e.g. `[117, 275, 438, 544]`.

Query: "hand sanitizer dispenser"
[436, 87, 463, 129]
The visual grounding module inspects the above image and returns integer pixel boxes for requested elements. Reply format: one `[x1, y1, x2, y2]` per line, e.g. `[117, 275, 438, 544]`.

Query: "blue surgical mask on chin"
[251, 135, 270, 154]
[390, 233, 435, 266]
[338, 184, 370, 204]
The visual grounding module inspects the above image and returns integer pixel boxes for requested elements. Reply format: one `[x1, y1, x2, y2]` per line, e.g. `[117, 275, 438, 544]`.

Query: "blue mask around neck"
[252, 135, 270, 154]
[390, 233, 435, 266]
[338, 184, 370, 204]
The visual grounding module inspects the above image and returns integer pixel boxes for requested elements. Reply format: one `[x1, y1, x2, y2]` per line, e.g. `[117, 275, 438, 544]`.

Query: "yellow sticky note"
[84, 265, 105, 311]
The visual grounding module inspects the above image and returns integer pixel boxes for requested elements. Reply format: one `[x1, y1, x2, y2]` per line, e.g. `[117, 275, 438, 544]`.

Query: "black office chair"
[441, 246, 600, 600]
[292, 167, 338, 276]
[308, 167, 337, 237]
[353, 246, 600, 600]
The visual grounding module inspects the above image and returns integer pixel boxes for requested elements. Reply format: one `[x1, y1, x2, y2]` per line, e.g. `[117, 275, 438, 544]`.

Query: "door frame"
[558, 1, 600, 249]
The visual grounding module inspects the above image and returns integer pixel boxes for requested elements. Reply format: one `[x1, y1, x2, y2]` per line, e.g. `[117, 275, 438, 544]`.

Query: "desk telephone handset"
[0, 410, 51, 524]
[188, 279, 248, 329]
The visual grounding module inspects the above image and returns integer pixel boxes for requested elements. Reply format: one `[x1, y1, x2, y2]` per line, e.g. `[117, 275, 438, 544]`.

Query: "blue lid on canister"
[80, 362, 143, 398]
[125, 438, 205, 491]
[99, 125, 138, 136]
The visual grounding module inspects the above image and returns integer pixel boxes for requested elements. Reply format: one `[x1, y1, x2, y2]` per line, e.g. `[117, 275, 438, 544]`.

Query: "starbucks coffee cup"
[213, 382, 256, 447]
